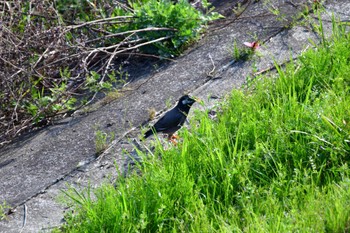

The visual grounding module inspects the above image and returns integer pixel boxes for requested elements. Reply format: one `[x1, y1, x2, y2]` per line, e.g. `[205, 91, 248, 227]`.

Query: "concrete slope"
[0, 0, 349, 232]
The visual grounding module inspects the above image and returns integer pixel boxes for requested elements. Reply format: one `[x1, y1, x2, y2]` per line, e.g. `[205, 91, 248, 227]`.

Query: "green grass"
[0, 201, 10, 221]
[58, 20, 350, 232]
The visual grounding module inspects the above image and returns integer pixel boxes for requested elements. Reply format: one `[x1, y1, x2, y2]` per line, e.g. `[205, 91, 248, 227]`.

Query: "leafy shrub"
[124, 0, 221, 56]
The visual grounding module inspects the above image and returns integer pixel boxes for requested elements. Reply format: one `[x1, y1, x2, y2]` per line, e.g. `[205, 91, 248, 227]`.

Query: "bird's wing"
[153, 108, 186, 131]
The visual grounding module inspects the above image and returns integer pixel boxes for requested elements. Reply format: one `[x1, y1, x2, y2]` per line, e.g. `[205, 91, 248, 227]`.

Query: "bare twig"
[102, 35, 173, 55]
[85, 27, 177, 44]
[207, 53, 216, 78]
[66, 16, 135, 30]
[100, 32, 136, 81]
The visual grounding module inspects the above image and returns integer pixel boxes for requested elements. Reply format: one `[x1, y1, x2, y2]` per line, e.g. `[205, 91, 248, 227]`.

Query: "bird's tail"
[144, 129, 154, 138]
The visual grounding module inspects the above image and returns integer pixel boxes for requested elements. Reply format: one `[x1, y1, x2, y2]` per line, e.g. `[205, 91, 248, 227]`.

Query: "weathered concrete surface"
[0, 0, 349, 232]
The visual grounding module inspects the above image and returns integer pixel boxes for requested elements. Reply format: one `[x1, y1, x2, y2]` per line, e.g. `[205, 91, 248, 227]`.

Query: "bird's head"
[178, 95, 198, 108]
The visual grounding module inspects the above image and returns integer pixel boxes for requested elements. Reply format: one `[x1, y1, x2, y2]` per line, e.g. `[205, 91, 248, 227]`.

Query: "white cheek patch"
[182, 99, 188, 105]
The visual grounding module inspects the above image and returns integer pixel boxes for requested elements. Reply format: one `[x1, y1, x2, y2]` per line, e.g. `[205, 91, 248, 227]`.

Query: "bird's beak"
[193, 96, 204, 105]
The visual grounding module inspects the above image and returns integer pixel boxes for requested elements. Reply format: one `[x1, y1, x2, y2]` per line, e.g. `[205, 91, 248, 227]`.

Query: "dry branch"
[0, 2, 177, 147]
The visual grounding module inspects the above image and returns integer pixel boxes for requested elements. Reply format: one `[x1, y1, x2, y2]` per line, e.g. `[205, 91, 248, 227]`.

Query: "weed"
[232, 3, 244, 16]
[230, 39, 257, 61]
[95, 129, 115, 154]
[0, 201, 10, 221]
[58, 18, 350, 232]
[148, 108, 157, 121]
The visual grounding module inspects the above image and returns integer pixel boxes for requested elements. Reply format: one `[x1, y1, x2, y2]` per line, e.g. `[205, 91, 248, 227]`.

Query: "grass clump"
[58, 21, 350, 232]
[0, 201, 10, 221]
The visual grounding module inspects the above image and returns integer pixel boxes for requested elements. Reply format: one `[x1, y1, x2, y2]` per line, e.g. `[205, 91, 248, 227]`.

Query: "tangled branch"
[0, 1, 177, 146]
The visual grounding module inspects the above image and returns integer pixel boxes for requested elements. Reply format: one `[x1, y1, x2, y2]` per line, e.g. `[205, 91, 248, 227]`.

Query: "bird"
[144, 95, 197, 140]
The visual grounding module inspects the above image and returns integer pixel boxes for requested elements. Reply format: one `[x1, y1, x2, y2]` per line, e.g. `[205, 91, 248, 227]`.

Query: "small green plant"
[231, 40, 241, 60]
[165, 96, 174, 108]
[263, 0, 280, 16]
[85, 68, 127, 95]
[54, 0, 115, 21]
[95, 129, 115, 154]
[85, 72, 105, 93]
[232, 2, 244, 16]
[23, 72, 77, 123]
[230, 39, 257, 61]
[0, 201, 10, 220]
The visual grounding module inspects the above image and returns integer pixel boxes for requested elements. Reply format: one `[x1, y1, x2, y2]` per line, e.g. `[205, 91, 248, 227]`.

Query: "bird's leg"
[168, 134, 179, 145]
[170, 134, 179, 140]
